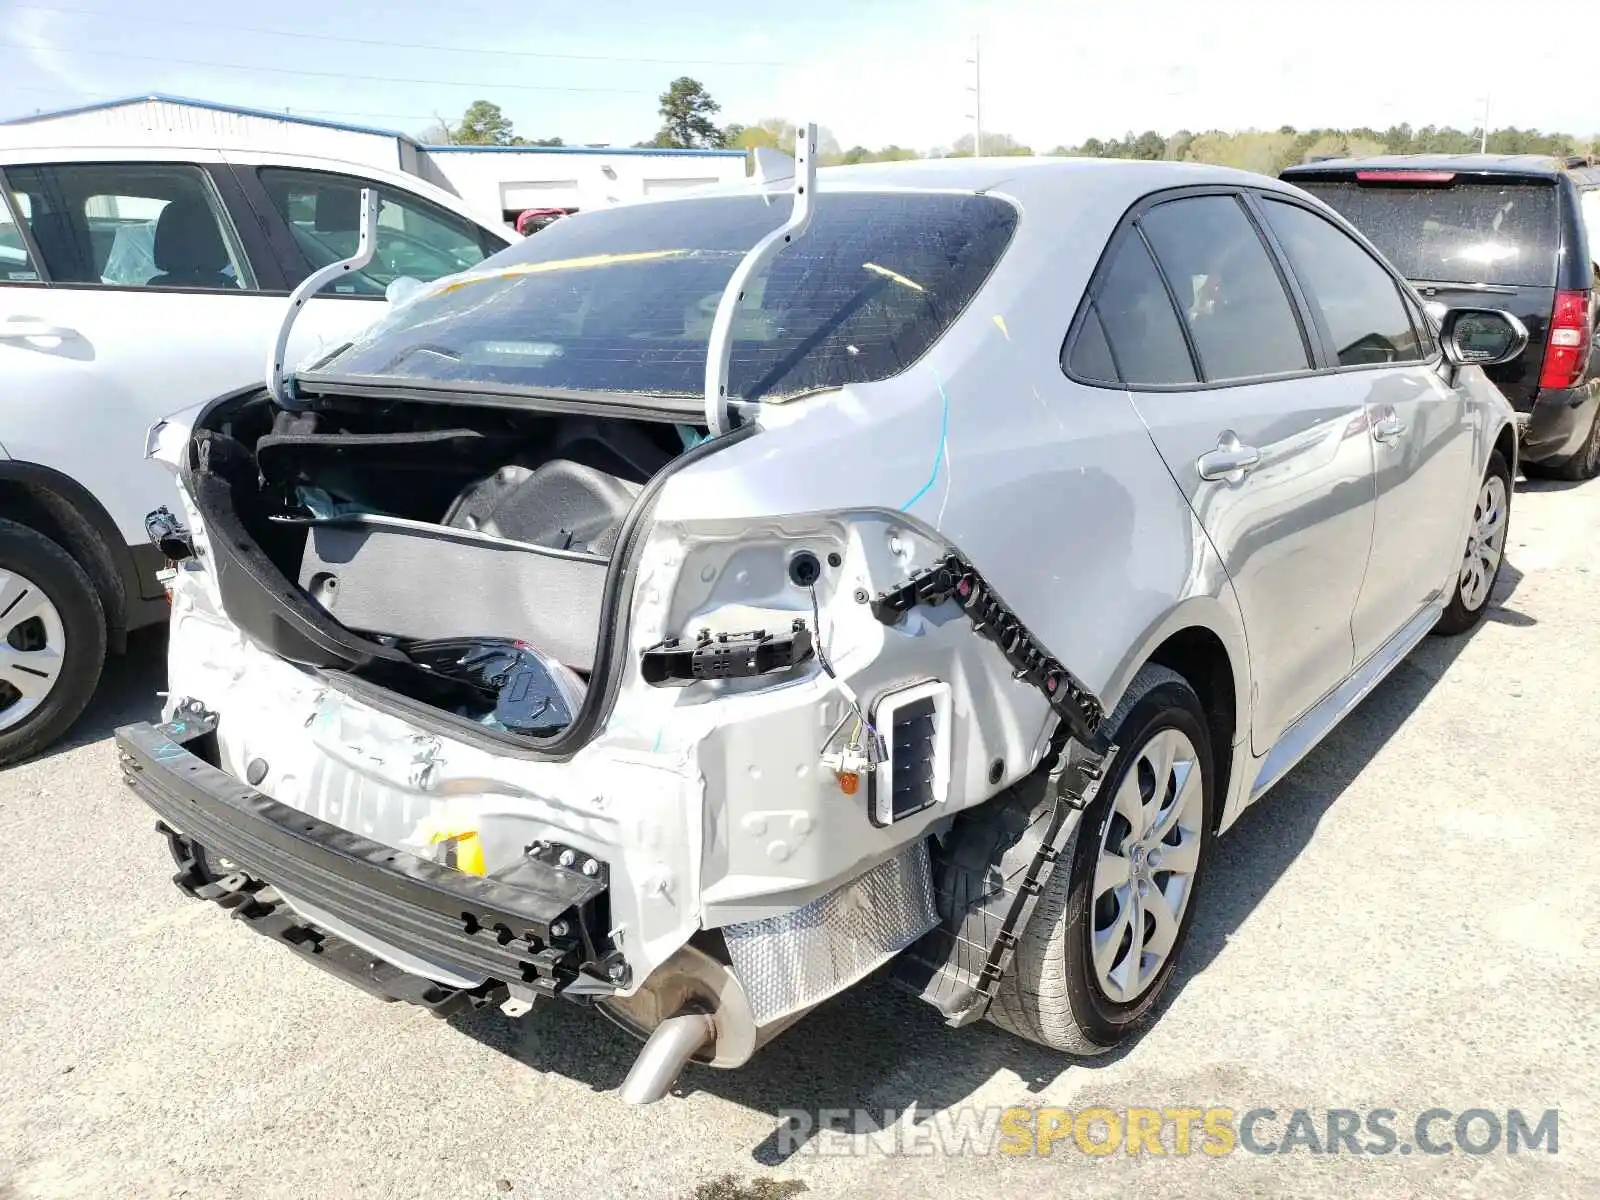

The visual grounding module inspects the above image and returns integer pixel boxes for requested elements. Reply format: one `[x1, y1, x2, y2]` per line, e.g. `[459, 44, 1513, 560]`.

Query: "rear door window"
[1262, 198, 1426, 366]
[2, 162, 255, 291]
[1294, 177, 1559, 287]
[1139, 195, 1311, 382]
[257, 168, 504, 295]
[302, 191, 1019, 401]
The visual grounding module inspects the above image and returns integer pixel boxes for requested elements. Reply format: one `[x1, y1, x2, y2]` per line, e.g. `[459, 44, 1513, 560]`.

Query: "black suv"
[1282, 154, 1600, 479]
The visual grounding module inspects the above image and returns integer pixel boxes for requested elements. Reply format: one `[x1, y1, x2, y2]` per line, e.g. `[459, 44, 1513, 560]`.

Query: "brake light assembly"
[1354, 170, 1458, 185]
[1540, 290, 1593, 391]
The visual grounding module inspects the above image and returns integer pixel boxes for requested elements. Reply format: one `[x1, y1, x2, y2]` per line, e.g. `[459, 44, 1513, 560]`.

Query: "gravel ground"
[1, 476, 1596, 1200]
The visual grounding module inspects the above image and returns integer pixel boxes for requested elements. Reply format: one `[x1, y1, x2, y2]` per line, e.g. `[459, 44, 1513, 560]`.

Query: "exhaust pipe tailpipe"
[618, 1010, 716, 1105]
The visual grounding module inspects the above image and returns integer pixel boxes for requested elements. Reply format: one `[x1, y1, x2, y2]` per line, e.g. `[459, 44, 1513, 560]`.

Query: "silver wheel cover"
[1091, 727, 1204, 1004]
[0, 568, 67, 733]
[1459, 474, 1507, 613]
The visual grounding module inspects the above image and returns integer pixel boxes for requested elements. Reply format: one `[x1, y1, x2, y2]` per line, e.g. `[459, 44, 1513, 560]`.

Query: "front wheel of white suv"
[1433, 450, 1511, 638]
[0, 518, 106, 766]
[988, 664, 1215, 1055]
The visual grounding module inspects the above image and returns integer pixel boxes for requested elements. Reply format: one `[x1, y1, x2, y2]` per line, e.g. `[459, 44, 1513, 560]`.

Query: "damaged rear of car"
[118, 149, 1393, 1102]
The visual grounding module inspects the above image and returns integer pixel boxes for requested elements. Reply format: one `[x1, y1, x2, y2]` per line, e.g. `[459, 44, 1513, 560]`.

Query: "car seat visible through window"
[147, 196, 235, 289]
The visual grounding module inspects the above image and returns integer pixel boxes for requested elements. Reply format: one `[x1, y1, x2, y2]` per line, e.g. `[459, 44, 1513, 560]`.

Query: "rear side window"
[1581, 189, 1600, 274]
[1090, 232, 1196, 386]
[304, 191, 1019, 401]
[1262, 199, 1425, 366]
[1139, 195, 1311, 382]
[1066, 304, 1120, 383]
[0, 187, 40, 283]
[1295, 177, 1558, 288]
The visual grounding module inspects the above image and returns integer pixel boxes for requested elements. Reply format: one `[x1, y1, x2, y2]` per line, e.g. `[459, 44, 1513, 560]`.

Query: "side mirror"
[1439, 308, 1529, 368]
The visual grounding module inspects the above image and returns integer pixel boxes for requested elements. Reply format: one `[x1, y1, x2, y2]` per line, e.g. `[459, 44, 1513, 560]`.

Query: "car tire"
[987, 664, 1215, 1055]
[0, 518, 107, 766]
[1433, 450, 1511, 637]
[1546, 408, 1600, 482]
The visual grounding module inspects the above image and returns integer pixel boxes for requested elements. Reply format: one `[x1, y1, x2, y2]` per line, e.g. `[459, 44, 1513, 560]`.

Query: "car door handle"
[1372, 412, 1408, 444]
[1197, 434, 1262, 482]
[0, 318, 78, 342]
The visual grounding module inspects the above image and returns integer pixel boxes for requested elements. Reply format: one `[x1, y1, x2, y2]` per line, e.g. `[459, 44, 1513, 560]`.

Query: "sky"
[3, 0, 1598, 152]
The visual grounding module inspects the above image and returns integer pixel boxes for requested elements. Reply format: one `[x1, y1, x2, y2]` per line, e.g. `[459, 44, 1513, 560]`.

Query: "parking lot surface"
[2, 477, 1597, 1200]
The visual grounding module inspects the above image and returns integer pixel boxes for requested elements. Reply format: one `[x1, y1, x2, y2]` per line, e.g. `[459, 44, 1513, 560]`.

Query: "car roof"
[820, 154, 1279, 189]
[1282, 152, 1589, 179]
[678, 154, 1305, 212]
[0, 142, 512, 235]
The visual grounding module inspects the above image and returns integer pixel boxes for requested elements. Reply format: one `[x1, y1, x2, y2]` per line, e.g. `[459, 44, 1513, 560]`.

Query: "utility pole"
[1479, 92, 1491, 153]
[966, 35, 982, 158]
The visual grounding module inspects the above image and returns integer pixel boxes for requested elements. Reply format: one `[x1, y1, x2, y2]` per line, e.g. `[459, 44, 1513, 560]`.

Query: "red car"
[515, 207, 568, 236]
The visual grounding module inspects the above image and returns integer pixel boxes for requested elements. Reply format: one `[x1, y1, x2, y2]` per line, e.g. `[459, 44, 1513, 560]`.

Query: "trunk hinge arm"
[266, 187, 381, 411]
[702, 122, 817, 437]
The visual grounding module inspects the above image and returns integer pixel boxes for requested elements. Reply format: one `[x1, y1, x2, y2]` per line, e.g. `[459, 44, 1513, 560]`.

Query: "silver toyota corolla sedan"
[120, 148, 1520, 1104]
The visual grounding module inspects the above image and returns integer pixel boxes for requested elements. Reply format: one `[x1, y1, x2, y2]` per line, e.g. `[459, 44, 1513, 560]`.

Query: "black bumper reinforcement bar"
[115, 720, 618, 1008]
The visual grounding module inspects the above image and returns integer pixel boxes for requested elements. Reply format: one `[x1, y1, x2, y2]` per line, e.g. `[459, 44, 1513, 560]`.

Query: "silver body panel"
[155, 156, 1516, 1007]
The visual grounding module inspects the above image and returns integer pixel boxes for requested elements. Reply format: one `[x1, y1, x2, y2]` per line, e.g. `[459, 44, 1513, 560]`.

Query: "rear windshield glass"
[1296, 178, 1559, 287]
[303, 191, 1018, 402]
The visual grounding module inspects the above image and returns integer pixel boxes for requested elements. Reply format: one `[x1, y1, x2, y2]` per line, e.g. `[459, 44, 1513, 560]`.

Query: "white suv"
[0, 144, 513, 762]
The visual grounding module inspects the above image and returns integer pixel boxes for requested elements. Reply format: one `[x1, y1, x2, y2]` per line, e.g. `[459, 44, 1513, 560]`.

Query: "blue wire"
[900, 365, 950, 512]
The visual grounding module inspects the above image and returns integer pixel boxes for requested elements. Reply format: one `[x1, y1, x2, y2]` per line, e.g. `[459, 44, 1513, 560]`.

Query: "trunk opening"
[184, 389, 732, 751]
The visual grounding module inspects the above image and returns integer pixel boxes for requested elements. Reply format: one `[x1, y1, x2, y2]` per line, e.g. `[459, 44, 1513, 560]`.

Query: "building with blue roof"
[1, 93, 750, 225]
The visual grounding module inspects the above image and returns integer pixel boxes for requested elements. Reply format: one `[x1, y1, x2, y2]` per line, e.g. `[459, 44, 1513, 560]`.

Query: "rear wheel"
[0, 519, 106, 765]
[988, 665, 1214, 1054]
[1529, 408, 1600, 481]
[1434, 450, 1511, 637]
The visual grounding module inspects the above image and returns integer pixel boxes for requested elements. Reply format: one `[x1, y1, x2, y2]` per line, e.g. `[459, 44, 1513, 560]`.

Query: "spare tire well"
[1146, 626, 1236, 829]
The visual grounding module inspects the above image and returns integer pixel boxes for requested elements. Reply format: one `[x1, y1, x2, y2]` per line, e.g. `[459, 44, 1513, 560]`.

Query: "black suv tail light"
[1540, 290, 1592, 391]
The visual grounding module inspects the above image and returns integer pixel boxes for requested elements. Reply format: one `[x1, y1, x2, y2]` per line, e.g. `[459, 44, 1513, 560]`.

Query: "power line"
[0, 39, 657, 92]
[7, 3, 794, 67]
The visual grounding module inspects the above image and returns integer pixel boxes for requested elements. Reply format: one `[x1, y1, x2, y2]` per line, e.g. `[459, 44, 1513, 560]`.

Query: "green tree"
[1043, 121, 1600, 171]
[949, 131, 1032, 157]
[456, 99, 516, 146]
[729, 122, 780, 151]
[1382, 123, 1414, 152]
[417, 116, 454, 145]
[1130, 130, 1165, 160]
[726, 118, 842, 161]
[837, 143, 919, 164]
[653, 77, 725, 148]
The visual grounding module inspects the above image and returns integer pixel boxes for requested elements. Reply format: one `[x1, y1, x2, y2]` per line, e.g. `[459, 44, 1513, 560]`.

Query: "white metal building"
[416, 144, 749, 223]
[0, 94, 750, 226]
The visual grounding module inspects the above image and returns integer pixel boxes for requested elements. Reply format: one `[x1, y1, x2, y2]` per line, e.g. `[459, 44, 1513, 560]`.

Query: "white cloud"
[9, 6, 103, 97]
[747, 0, 1600, 150]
